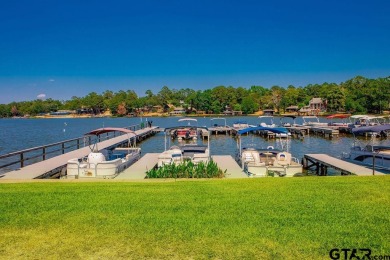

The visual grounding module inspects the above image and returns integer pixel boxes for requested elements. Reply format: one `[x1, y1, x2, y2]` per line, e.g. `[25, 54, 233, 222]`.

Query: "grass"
[0, 177, 389, 259]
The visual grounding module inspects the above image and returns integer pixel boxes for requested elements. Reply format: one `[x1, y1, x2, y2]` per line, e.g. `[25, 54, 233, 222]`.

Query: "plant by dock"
[146, 160, 226, 178]
[0, 177, 389, 259]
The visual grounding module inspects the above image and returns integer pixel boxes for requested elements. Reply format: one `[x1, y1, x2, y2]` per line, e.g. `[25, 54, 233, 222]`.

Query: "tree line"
[1, 75, 389, 117]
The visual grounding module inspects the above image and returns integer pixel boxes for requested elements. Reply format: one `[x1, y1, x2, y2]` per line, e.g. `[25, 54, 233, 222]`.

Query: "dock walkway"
[1, 127, 158, 180]
[212, 155, 247, 178]
[303, 154, 385, 176]
[116, 153, 159, 180]
[287, 126, 310, 136]
[309, 127, 339, 138]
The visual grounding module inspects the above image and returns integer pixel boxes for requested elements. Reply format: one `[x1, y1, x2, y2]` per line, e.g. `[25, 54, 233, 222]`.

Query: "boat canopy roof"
[178, 118, 198, 122]
[237, 126, 288, 135]
[326, 114, 351, 119]
[85, 127, 135, 136]
[352, 125, 390, 134]
[350, 114, 368, 119]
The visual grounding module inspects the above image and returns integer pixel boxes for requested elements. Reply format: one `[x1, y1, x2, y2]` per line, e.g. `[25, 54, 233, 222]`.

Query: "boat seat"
[273, 152, 292, 166]
[243, 154, 255, 163]
[252, 152, 261, 163]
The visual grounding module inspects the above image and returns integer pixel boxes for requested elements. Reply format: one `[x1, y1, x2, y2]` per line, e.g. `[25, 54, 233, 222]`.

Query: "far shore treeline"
[1, 75, 389, 117]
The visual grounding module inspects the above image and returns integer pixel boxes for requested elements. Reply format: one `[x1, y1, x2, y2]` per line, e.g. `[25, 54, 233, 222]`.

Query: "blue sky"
[0, 0, 389, 103]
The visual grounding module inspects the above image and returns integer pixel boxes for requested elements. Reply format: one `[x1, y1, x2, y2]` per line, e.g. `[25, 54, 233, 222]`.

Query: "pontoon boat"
[66, 128, 141, 178]
[236, 126, 302, 177]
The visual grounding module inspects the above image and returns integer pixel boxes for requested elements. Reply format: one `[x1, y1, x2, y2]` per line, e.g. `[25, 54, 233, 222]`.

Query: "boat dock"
[309, 127, 339, 138]
[0, 127, 159, 180]
[208, 126, 235, 135]
[256, 129, 276, 139]
[212, 155, 247, 178]
[287, 126, 310, 136]
[303, 154, 385, 176]
[116, 153, 159, 180]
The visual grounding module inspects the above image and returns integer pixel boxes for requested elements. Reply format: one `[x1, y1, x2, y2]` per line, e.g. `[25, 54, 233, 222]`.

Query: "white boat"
[158, 126, 210, 167]
[232, 120, 250, 129]
[258, 116, 291, 138]
[280, 115, 299, 127]
[342, 125, 390, 170]
[210, 117, 228, 128]
[236, 126, 302, 177]
[258, 116, 276, 127]
[302, 116, 328, 127]
[66, 128, 141, 179]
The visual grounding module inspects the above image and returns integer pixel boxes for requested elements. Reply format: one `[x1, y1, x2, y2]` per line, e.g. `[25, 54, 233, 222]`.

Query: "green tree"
[241, 95, 258, 114]
[82, 92, 104, 114]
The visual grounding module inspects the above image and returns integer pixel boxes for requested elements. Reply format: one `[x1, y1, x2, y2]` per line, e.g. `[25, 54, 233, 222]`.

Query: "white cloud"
[37, 94, 46, 100]
[48, 79, 55, 82]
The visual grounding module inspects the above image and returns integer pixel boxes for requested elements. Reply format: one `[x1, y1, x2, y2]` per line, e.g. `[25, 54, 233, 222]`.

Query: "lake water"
[1, 116, 389, 174]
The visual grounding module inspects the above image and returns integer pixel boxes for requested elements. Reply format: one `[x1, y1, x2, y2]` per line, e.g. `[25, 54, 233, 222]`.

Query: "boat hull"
[66, 148, 141, 178]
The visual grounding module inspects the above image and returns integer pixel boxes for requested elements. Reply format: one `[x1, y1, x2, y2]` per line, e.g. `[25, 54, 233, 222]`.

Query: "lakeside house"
[309, 98, 326, 111]
[170, 107, 186, 115]
[298, 98, 327, 115]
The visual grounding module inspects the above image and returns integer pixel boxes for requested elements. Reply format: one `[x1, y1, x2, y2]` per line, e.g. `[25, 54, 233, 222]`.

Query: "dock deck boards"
[304, 154, 385, 176]
[1, 127, 158, 180]
[116, 153, 159, 180]
[212, 155, 247, 178]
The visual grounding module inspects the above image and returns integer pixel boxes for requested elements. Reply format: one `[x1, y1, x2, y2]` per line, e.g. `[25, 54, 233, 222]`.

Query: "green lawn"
[0, 177, 389, 259]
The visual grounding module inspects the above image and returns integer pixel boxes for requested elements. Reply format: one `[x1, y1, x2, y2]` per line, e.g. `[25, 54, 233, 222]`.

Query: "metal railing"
[0, 124, 141, 172]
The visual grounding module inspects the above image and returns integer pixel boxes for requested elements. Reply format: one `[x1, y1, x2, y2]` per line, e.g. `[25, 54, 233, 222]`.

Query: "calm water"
[1, 116, 389, 174]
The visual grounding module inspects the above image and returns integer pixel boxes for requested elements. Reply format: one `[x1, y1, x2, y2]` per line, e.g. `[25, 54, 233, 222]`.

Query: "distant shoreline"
[3, 111, 389, 119]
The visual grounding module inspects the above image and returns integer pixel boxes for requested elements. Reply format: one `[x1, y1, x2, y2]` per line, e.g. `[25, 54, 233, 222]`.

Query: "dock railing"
[0, 124, 141, 173]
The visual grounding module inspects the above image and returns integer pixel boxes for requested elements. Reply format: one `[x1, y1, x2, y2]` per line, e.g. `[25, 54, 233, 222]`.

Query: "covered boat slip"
[237, 126, 303, 177]
[0, 127, 158, 180]
[303, 154, 386, 176]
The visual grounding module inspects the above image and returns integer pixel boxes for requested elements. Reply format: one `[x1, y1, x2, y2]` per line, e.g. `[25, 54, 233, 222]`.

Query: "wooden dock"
[209, 126, 234, 135]
[309, 127, 339, 138]
[303, 154, 385, 176]
[0, 127, 158, 180]
[256, 130, 276, 139]
[287, 126, 310, 136]
[115, 153, 159, 180]
[200, 129, 210, 140]
[212, 155, 247, 178]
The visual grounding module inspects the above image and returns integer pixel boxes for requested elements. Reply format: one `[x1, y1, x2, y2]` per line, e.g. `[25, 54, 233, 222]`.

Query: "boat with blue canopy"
[236, 126, 303, 177]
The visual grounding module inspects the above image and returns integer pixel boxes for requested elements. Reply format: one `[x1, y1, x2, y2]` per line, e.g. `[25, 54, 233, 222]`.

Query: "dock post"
[315, 162, 319, 175]
[20, 153, 24, 168]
